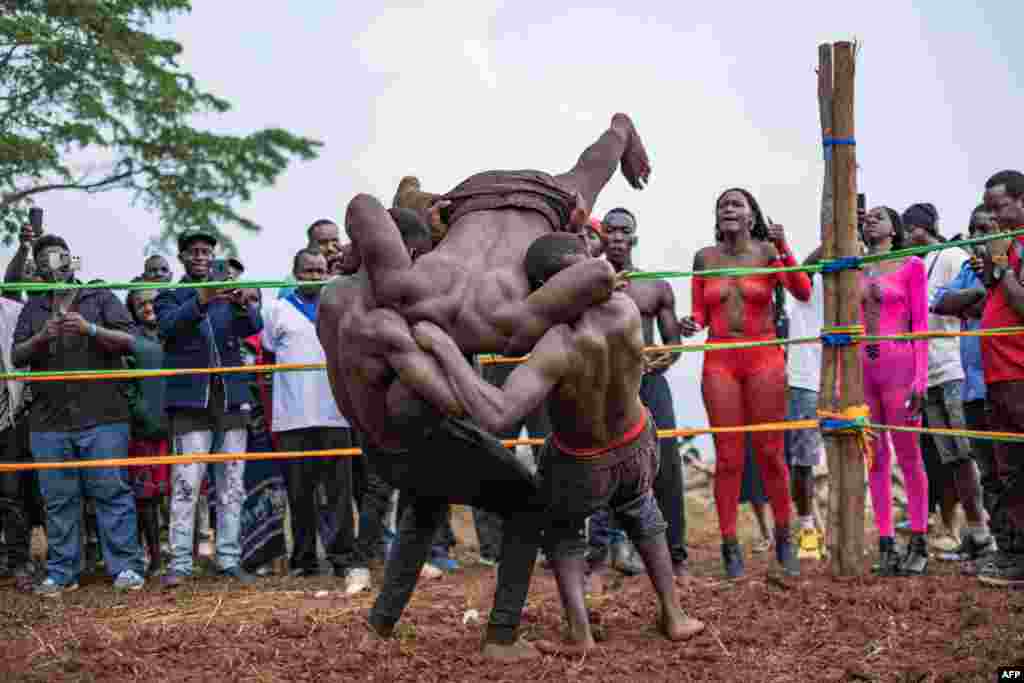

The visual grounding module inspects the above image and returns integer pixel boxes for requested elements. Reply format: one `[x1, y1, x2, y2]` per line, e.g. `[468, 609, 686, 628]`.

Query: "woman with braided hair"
[858, 206, 930, 576]
[682, 188, 811, 578]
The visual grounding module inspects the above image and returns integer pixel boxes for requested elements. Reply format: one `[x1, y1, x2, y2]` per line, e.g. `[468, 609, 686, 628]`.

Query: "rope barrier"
[7, 325, 1024, 381]
[4, 415, 1020, 472]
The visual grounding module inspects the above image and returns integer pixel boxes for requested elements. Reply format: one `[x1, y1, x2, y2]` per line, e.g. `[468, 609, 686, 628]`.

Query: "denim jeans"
[170, 428, 246, 575]
[32, 423, 143, 585]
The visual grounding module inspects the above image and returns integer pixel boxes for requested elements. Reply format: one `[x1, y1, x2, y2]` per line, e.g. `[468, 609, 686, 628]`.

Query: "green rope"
[624, 228, 1024, 281]
[0, 278, 319, 293]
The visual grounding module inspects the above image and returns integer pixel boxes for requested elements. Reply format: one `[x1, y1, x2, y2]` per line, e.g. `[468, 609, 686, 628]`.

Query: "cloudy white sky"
[13, 2, 1024, 453]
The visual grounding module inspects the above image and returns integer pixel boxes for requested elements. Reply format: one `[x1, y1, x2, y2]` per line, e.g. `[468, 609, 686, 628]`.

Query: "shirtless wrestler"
[318, 209, 620, 661]
[412, 233, 705, 656]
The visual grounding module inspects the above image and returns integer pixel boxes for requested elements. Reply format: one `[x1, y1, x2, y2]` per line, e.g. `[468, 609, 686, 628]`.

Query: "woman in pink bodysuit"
[860, 207, 930, 576]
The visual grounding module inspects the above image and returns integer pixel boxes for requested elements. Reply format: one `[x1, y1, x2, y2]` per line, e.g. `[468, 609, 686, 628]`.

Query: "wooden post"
[833, 41, 866, 575]
[816, 43, 842, 571]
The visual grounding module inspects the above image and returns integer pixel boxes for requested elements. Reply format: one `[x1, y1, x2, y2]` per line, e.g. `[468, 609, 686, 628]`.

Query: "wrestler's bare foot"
[659, 605, 705, 642]
[613, 113, 651, 190]
[481, 639, 541, 662]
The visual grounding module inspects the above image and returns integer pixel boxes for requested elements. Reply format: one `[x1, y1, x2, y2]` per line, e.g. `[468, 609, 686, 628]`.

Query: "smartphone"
[70, 255, 81, 272]
[28, 207, 43, 232]
[209, 259, 230, 282]
[857, 193, 866, 212]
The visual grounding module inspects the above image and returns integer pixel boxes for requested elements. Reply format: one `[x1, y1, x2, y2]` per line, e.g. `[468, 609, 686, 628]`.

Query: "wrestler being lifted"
[319, 114, 650, 661]
[413, 233, 705, 656]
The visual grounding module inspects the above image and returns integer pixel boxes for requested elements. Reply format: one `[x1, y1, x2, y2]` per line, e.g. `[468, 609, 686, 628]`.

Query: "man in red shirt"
[975, 170, 1024, 588]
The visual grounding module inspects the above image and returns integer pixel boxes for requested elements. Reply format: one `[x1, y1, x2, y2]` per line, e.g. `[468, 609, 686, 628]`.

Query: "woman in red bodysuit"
[682, 188, 812, 578]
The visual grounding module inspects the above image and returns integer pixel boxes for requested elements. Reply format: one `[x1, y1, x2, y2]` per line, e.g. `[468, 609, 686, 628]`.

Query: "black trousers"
[472, 362, 552, 561]
[367, 417, 542, 641]
[276, 427, 365, 573]
[0, 419, 30, 568]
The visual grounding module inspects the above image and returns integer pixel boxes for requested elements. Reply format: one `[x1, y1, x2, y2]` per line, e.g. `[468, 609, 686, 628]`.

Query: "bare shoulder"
[693, 245, 717, 270]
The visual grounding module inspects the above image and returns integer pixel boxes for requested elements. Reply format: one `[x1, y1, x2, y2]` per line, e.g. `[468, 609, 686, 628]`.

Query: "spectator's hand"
[680, 316, 702, 337]
[644, 351, 674, 373]
[197, 284, 223, 305]
[19, 223, 41, 249]
[613, 271, 630, 292]
[37, 317, 61, 342]
[766, 222, 788, 247]
[59, 312, 90, 337]
[336, 243, 361, 275]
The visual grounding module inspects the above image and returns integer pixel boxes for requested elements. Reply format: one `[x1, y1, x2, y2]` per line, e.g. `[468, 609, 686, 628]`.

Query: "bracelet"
[88, 323, 98, 338]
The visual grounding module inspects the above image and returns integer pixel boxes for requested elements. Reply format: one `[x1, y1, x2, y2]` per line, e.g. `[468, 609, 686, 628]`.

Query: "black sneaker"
[977, 555, 1024, 588]
[721, 541, 744, 579]
[872, 537, 901, 576]
[897, 534, 928, 576]
[957, 533, 998, 561]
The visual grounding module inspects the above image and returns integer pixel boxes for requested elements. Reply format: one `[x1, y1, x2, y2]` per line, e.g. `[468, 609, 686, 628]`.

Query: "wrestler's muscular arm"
[496, 259, 617, 355]
[345, 194, 423, 307]
[414, 320, 572, 435]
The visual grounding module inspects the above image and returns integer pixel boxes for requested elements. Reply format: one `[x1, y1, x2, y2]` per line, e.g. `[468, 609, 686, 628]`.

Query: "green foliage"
[0, 0, 321, 254]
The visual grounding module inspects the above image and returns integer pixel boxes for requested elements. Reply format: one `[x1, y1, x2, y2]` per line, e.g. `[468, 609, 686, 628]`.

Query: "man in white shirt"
[905, 203, 990, 563]
[263, 248, 369, 594]
[785, 249, 826, 560]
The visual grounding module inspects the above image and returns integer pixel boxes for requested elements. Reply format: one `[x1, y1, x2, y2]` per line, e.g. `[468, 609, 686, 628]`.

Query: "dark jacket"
[13, 284, 135, 432]
[154, 277, 263, 412]
[122, 335, 168, 440]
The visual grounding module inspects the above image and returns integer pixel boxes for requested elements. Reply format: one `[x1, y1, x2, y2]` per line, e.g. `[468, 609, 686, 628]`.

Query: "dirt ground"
[1, 501, 1021, 683]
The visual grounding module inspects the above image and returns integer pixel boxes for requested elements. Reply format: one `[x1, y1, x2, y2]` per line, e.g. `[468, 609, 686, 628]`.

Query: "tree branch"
[0, 169, 136, 208]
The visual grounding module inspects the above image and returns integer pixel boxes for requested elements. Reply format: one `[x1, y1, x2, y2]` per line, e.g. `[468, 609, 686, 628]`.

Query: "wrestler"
[681, 188, 812, 579]
[344, 112, 649, 356]
[318, 211, 618, 661]
[412, 233, 705, 656]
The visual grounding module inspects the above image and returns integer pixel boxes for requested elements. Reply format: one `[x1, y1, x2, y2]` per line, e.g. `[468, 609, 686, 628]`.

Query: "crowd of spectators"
[1, 168, 1023, 596]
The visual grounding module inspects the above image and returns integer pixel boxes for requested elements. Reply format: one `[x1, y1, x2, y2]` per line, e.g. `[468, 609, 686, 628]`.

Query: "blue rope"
[823, 136, 856, 160]
[819, 418, 864, 432]
[820, 256, 862, 273]
[821, 333, 855, 347]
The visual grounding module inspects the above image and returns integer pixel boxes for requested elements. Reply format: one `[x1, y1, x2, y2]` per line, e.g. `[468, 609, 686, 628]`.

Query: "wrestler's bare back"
[388, 208, 553, 354]
[318, 272, 460, 450]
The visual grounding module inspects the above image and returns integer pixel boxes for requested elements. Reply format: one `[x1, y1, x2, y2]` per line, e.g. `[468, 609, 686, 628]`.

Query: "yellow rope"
[817, 404, 875, 470]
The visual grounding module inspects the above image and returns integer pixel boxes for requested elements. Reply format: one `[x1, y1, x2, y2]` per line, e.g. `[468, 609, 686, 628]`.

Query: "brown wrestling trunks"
[442, 170, 580, 232]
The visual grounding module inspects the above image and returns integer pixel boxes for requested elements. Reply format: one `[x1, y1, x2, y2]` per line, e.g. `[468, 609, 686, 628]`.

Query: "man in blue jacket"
[155, 230, 263, 587]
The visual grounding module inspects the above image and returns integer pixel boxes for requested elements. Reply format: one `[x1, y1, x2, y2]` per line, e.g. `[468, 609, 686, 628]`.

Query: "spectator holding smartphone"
[155, 231, 263, 588]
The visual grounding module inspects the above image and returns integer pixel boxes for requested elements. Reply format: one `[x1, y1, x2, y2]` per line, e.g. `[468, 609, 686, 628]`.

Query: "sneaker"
[113, 569, 145, 592]
[897, 533, 929, 577]
[35, 578, 79, 598]
[977, 555, 1024, 588]
[420, 563, 443, 580]
[478, 555, 499, 568]
[775, 533, 801, 577]
[610, 541, 645, 576]
[585, 547, 609, 574]
[344, 568, 371, 595]
[797, 528, 824, 561]
[161, 572, 189, 589]
[219, 566, 256, 585]
[957, 534, 998, 562]
[432, 556, 459, 572]
[12, 562, 36, 592]
[672, 559, 689, 578]
[721, 541, 744, 579]
[929, 533, 960, 554]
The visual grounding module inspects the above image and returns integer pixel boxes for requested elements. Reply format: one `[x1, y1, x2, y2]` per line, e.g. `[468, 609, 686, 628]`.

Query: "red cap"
[588, 216, 605, 237]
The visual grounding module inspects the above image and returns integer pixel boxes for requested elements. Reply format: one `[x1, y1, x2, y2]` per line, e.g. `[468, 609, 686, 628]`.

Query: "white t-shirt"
[924, 248, 967, 388]
[786, 275, 824, 392]
[261, 297, 349, 433]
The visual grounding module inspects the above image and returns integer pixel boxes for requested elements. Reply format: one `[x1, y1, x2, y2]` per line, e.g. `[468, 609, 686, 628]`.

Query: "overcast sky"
[13, 2, 1024, 453]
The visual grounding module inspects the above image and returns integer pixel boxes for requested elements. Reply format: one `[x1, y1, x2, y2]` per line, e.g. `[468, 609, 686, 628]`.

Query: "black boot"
[721, 540, 744, 579]
[898, 533, 929, 576]
[774, 527, 800, 577]
[872, 536, 901, 576]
